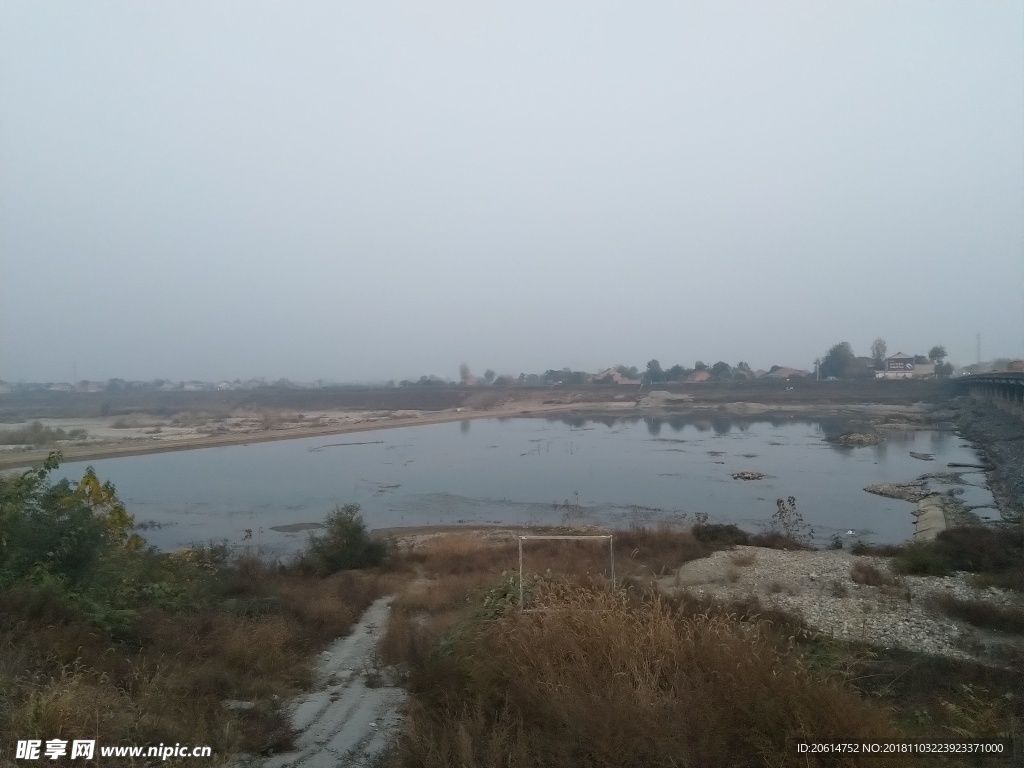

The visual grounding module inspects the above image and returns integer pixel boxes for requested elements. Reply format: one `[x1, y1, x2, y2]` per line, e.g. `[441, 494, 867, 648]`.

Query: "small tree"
[710, 361, 732, 380]
[615, 365, 640, 379]
[820, 342, 855, 379]
[0, 453, 142, 586]
[665, 364, 687, 381]
[302, 504, 388, 576]
[459, 363, 472, 385]
[483, 369, 496, 385]
[928, 345, 948, 364]
[644, 359, 664, 385]
[694, 361, 708, 371]
[871, 338, 887, 369]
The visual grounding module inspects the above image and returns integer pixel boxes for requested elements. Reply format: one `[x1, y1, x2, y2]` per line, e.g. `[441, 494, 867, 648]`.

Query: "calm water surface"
[56, 416, 994, 555]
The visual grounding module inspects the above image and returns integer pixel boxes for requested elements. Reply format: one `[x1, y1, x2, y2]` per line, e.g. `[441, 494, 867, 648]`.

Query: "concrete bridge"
[952, 371, 1024, 418]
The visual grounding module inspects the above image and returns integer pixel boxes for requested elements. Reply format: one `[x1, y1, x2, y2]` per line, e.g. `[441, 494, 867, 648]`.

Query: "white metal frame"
[517, 534, 615, 608]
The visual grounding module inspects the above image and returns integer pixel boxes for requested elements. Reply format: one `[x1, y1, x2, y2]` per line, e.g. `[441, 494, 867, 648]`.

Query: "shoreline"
[0, 399, 948, 470]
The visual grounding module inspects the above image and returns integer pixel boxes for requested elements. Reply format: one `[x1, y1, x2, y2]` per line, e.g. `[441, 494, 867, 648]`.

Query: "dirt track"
[259, 596, 404, 768]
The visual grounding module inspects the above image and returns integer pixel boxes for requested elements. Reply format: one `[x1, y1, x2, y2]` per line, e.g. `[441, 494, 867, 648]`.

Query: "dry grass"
[0, 563, 388, 762]
[379, 526, 728, 672]
[377, 531, 932, 766]
[0, 421, 67, 445]
[395, 583, 912, 767]
[749, 530, 814, 551]
[850, 561, 896, 587]
[929, 593, 1024, 635]
[730, 551, 756, 567]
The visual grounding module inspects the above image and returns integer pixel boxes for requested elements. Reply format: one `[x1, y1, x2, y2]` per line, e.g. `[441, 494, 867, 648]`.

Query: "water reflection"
[59, 415, 992, 555]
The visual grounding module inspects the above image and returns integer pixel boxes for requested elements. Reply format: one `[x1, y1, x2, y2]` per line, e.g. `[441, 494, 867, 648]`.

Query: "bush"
[0, 421, 67, 445]
[892, 541, 951, 577]
[891, 527, 1024, 586]
[850, 562, 896, 587]
[749, 531, 813, 551]
[692, 523, 750, 546]
[934, 526, 1024, 574]
[930, 593, 1024, 635]
[300, 504, 388, 576]
[850, 541, 905, 557]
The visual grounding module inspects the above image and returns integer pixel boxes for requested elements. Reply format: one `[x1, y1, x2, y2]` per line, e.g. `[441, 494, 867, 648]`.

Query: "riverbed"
[54, 415, 995, 555]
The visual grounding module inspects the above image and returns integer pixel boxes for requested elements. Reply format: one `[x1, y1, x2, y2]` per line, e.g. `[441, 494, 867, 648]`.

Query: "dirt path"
[262, 596, 403, 768]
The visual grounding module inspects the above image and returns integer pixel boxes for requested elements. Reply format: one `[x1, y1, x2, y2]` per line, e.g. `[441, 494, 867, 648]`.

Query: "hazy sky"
[1, 1, 1021, 382]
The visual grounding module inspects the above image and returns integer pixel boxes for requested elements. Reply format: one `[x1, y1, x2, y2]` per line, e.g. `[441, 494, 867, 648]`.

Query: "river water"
[55, 415, 995, 555]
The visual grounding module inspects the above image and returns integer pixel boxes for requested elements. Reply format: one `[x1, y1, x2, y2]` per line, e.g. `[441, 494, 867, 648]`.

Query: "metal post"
[609, 535, 616, 590]
[518, 537, 524, 608]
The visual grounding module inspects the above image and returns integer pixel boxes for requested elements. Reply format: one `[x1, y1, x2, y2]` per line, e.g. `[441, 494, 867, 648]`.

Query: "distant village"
[4, 352, 1018, 397]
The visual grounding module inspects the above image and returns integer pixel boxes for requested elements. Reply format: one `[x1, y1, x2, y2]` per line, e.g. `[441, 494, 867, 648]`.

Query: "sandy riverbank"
[0, 395, 951, 470]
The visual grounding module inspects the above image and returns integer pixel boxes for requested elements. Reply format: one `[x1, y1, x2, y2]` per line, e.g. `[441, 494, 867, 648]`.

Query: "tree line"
[818, 339, 953, 379]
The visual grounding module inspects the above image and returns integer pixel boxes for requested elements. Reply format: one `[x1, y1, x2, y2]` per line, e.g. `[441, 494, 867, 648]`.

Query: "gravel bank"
[955, 399, 1024, 522]
[663, 546, 1024, 663]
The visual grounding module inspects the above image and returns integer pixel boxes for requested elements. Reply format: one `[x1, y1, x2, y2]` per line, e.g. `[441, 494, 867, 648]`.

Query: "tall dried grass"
[0, 564, 386, 762]
[397, 583, 912, 767]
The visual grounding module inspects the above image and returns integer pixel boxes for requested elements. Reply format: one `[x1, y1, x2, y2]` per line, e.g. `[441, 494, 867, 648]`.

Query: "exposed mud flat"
[865, 481, 931, 503]
[828, 432, 882, 447]
[0, 391, 952, 469]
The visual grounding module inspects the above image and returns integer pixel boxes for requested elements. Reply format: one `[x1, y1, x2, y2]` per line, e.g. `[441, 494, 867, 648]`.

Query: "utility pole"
[976, 333, 981, 365]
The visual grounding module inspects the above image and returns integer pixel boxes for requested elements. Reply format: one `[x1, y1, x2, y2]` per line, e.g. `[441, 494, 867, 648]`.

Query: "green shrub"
[930, 593, 1024, 635]
[934, 526, 1024, 574]
[300, 504, 388, 576]
[692, 523, 750, 546]
[892, 541, 951, 577]
[850, 541, 905, 557]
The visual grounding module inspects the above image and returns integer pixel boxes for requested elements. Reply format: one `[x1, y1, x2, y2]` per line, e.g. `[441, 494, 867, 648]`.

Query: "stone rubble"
[666, 546, 1024, 663]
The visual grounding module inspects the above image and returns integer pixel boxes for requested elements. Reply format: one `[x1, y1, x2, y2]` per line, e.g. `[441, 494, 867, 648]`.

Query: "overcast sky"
[1, 1, 1021, 383]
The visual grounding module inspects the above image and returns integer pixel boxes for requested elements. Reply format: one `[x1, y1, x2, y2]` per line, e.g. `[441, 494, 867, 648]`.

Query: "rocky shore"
[955, 399, 1024, 523]
[666, 547, 1023, 664]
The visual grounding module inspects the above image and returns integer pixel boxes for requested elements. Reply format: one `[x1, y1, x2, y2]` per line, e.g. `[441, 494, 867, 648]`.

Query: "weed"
[851, 541, 906, 557]
[830, 580, 850, 598]
[692, 523, 750, 546]
[893, 541, 951, 577]
[749, 530, 813, 551]
[775, 496, 813, 539]
[930, 593, 1024, 635]
[851, 562, 896, 587]
[940, 684, 1019, 741]
[729, 551, 756, 567]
